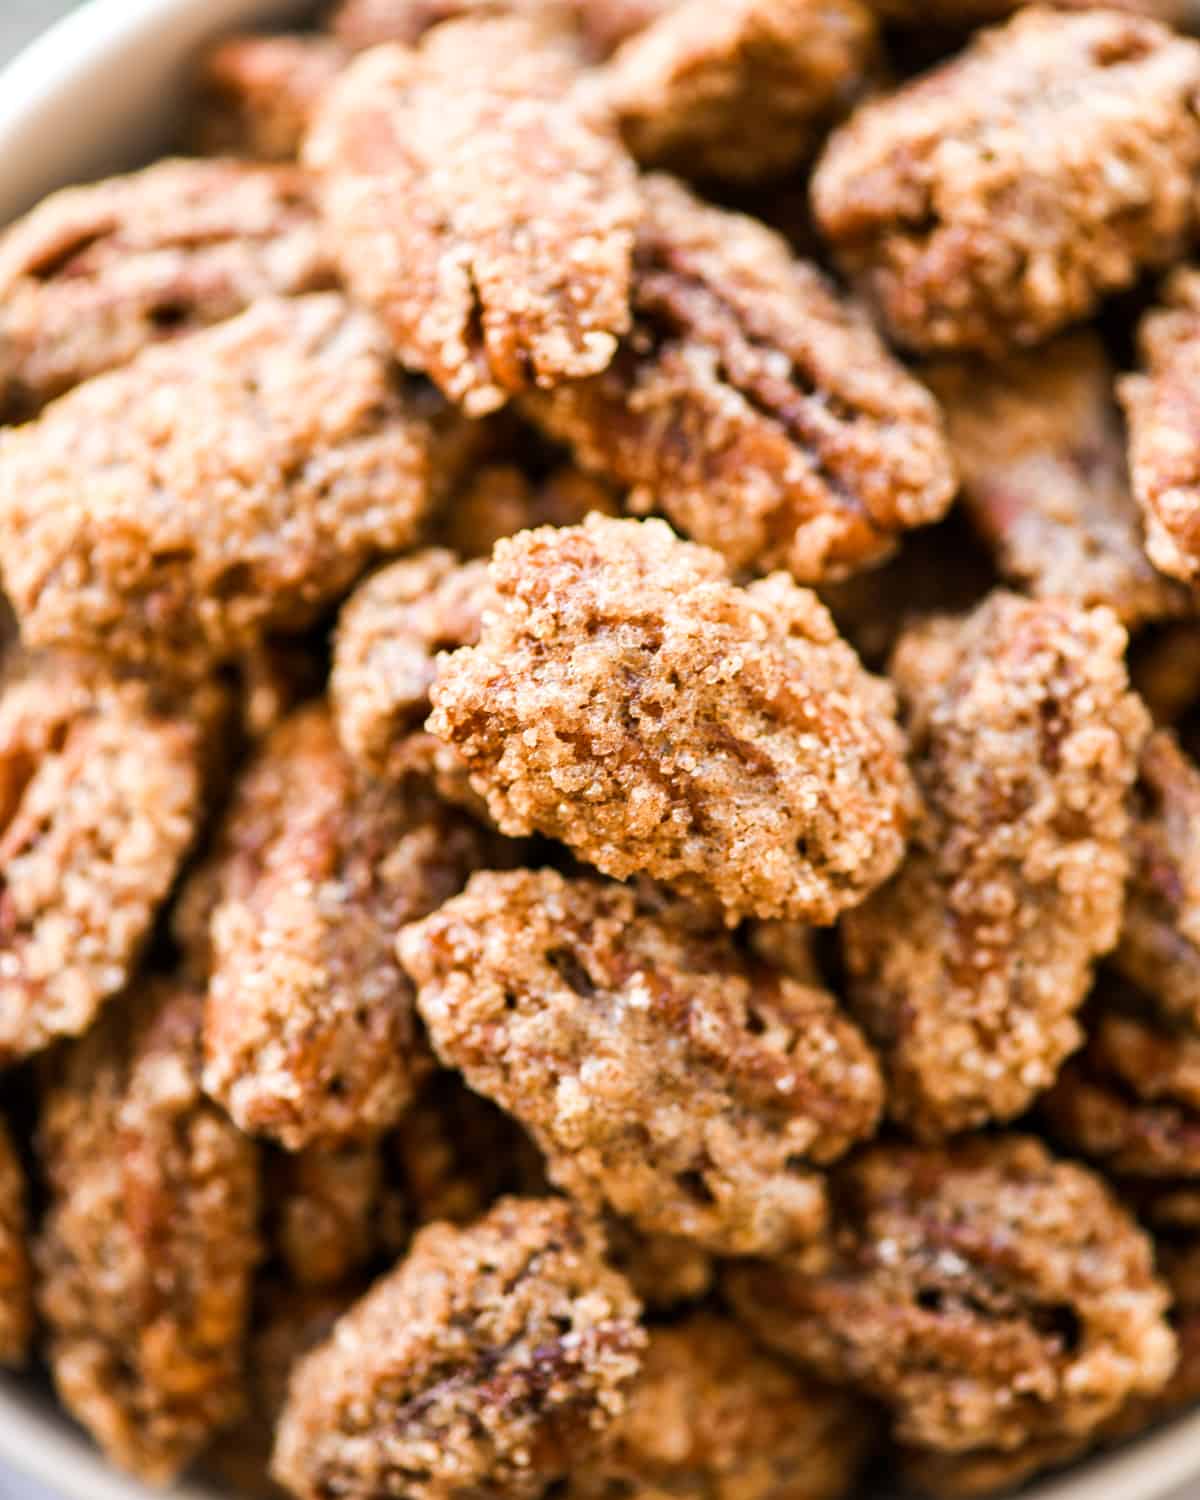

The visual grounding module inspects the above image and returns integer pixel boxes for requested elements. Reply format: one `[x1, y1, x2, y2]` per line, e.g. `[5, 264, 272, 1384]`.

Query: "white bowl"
[0, 2, 1199, 1497]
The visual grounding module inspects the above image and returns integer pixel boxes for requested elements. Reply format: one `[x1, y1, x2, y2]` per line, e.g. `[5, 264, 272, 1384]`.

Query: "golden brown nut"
[813, 8, 1200, 354]
[272, 1197, 645, 1500]
[597, 0, 877, 183]
[1122, 265, 1200, 583]
[202, 703, 501, 1149]
[0, 158, 334, 421]
[841, 592, 1148, 1139]
[268, 1142, 384, 1290]
[924, 333, 1188, 626]
[1111, 730, 1200, 1032]
[525, 175, 956, 584]
[331, 550, 491, 807]
[0, 294, 471, 677]
[576, 1313, 872, 1500]
[725, 1136, 1176, 1458]
[189, 35, 347, 161]
[0, 653, 218, 1063]
[306, 12, 640, 416]
[436, 462, 622, 559]
[0, 1120, 31, 1368]
[400, 868, 883, 1255]
[429, 517, 913, 923]
[36, 980, 261, 1483]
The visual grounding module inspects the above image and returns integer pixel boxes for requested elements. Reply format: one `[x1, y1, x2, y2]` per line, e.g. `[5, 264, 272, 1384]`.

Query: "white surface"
[0, 1, 1198, 1497]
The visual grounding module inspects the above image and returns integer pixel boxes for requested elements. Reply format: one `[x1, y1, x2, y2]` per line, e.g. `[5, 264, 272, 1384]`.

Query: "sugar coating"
[429, 517, 914, 922]
[202, 703, 501, 1149]
[437, 462, 622, 560]
[306, 13, 640, 417]
[0, 158, 334, 421]
[0, 1121, 31, 1369]
[271, 1197, 645, 1500]
[190, 35, 348, 161]
[598, 0, 877, 183]
[36, 981, 261, 1484]
[813, 7, 1200, 354]
[0, 294, 469, 676]
[0, 653, 215, 1063]
[725, 1136, 1177, 1458]
[575, 1312, 872, 1500]
[842, 591, 1148, 1140]
[925, 332, 1188, 626]
[524, 175, 956, 583]
[400, 868, 883, 1255]
[1122, 265, 1200, 583]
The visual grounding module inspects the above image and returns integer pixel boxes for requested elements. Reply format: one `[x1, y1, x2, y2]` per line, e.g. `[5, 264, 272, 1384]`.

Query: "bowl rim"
[0, 2, 1199, 1498]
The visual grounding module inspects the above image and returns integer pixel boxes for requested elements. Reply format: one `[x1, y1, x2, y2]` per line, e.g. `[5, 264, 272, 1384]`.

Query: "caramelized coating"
[598, 0, 877, 183]
[272, 1198, 645, 1500]
[269, 1142, 384, 1289]
[0, 1120, 31, 1367]
[0, 158, 334, 421]
[331, 550, 491, 806]
[190, 35, 347, 161]
[0, 294, 469, 676]
[578, 1313, 871, 1500]
[842, 592, 1148, 1139]
[1112, 731, 1200, 1032]
[306, 13, 640, 416]
[401, 868, 883, 1255]
[1041, 999, 1200, 1178]
[925, 333, 1187, 626]
[1122, 265, 1200, 582]
[203, 703, 501, 1149]
[725, 1136, 1176, 1457]
[36, 981, 261, 1483]
[812, 8, 1200, 354]
[437, 462, 622, 559]
[525, 175, 956, 583]
[429, 517, 913, 923]
[0, 653, 216, 1063]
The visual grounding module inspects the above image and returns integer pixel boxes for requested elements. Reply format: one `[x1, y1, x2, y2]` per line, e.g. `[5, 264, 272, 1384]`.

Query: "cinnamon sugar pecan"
[202, 703, 500, 1149]
[813, 7, 1200, 354]
[190, 35, 347, 161]
[36, 980, 261, 1483]
[306, 12, 640, 416]
[841, 592, 1148, 1139]
[598, 0, 877, 183]
[428, 517, 914, 923]
[924, 333, 1187, 625]
[271, 1197, 645, 1500]
[725, 1136, 1176, 1458]
[525, 174, 956, 583]
[400, 868, 883, 1255]
[0, 294, 473, 677]
[0, 158, 334, 421]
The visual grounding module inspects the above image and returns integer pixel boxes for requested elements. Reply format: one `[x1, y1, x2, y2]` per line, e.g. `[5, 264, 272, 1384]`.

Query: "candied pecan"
[0, 158, 334, 421]
[0, 653, 220, 1063]
[202, 703, 502, 1149]
[437, 462, 622, 559]
[597, 0, 876, 183]
[331, 549, 491, 807]
[725, 1136, 1176, 1457]
[1121, 265, 1200, 583]
[428, 517, 913, 923]
[812, 8, 1200, 354]
[1111, 731, 1200, 1032]
[924, 333, 1188, 626]
[272, 1197, 645, 1500]
[575, 1313, 872, 1500]
[0, 294, 472, 676]
[525, 175, 956, 583]
[36, 980, 260, 1483]
[600, 1218, 714, 1310]
[0, 1119, 31, 1367]
[401, 868, 883, 1255]
[190, 35, 347, 161]
[841, 592, 1148, 1139]
[306, 12, 640, 417]
[268, 1141, 384, 1290]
